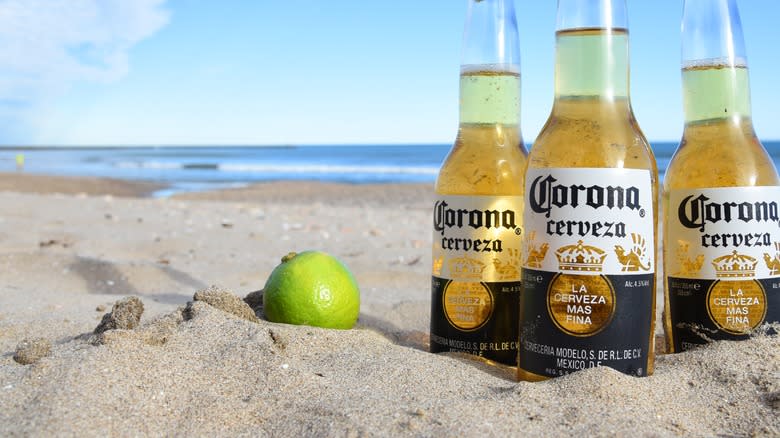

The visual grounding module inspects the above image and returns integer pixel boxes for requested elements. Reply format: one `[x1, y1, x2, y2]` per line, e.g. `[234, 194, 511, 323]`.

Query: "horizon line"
[2, 139, 764, 149]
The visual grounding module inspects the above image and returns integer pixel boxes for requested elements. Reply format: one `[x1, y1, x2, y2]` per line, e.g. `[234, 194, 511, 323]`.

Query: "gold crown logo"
[712, 250, 757, 278]
[555, 240, 607, 272]
[448, 257, 486, 279]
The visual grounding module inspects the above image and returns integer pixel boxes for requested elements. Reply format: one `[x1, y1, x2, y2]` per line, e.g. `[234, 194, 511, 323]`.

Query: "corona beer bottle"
[663, 0, 780, 353]
[519, 0, 658, 380]
[430, 0, 527, 371]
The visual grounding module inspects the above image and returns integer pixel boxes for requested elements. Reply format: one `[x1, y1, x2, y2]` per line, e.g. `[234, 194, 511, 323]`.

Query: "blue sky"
[1, 0, 779, 146]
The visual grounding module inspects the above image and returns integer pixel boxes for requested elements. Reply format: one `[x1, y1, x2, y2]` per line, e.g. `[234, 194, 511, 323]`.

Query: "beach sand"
[0, 172, 777, 436]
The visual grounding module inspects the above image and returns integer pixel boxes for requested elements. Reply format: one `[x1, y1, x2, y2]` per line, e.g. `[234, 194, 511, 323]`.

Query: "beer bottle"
[663, 0, 780, 353]
[519, 0, 658, 380]
[430, 0, 527, 371]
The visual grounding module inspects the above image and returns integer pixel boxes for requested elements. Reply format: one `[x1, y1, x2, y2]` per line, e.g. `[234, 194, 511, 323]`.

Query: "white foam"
[114, 161, 181, 170]
[683, 56, 748, 69]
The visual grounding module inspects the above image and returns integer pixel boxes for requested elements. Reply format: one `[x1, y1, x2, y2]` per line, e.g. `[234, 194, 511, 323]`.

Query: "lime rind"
[262, 251, 360, 329]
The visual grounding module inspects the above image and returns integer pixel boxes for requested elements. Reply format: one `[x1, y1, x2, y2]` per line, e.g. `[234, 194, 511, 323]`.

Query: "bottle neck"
[462, 0, 520, 67]
[682, 64, 752, 124]
[681, 0, 752, 125]
[681, 0, 747, 68]
[459, 66, 521, 126]
[554, 28, 629, 101]
[458, 0, 521, 126]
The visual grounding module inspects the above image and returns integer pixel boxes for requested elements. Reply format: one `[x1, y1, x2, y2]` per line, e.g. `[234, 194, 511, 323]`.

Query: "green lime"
[262, 251, 360, 329]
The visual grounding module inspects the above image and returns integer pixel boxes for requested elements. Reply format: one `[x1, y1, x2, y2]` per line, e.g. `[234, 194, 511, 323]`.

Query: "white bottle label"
[520, 167, 656, 378]
[430, 194, 523, 366]
[667, 186, 780, 280]
[666, 186, 780, 346]
[523, 168, 655, 275]
[432, 195, 524, 282]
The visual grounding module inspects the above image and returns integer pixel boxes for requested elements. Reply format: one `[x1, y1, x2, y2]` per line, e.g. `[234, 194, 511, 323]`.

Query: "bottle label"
[430, 194, 523, 366]
[666, 186, 780, 351]
[520, 168, 655, 378]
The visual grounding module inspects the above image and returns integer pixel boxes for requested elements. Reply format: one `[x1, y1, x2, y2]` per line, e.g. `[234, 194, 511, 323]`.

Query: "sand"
[0, 172, 777, 437]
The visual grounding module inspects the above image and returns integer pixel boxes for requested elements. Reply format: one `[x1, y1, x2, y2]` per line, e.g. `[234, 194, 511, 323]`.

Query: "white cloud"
[0, 0, 170, 143]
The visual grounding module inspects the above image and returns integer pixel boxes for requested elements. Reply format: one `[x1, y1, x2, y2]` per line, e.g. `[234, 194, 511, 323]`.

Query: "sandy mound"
[1, 292, 777, 437]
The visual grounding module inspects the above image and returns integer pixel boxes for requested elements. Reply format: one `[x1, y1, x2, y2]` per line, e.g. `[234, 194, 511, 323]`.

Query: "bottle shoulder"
[527, 100, 656, 173]
[663, 120, 780, 190]
[435, 123, 527, 196]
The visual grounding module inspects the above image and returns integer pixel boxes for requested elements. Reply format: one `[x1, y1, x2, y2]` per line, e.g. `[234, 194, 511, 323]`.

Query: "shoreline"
[0, 172, 436, 207]
[0, 172, 165, 198]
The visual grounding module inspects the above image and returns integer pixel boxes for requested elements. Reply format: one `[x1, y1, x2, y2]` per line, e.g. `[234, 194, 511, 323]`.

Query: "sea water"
[0, 143, 778, 197]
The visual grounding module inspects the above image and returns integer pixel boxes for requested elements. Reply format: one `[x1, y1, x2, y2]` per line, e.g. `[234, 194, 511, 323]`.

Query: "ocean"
[1, 142, 779, 196]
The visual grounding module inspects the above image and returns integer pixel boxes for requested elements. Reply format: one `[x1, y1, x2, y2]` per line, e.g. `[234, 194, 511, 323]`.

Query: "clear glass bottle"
[430, 0, 527, 371]
[663, 0, 780, 353]
[518, 0, 658, 381]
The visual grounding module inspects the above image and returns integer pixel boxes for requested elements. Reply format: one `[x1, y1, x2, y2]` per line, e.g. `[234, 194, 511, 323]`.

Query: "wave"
[115, 161, 181, 170]
[114, 161, 439, 175]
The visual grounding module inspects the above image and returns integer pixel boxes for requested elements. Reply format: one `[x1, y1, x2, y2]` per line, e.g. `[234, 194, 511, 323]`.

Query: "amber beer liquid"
[430, 0, 528, 370]
[518, 0, 658, 380]
[663, 0, 780, 352]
